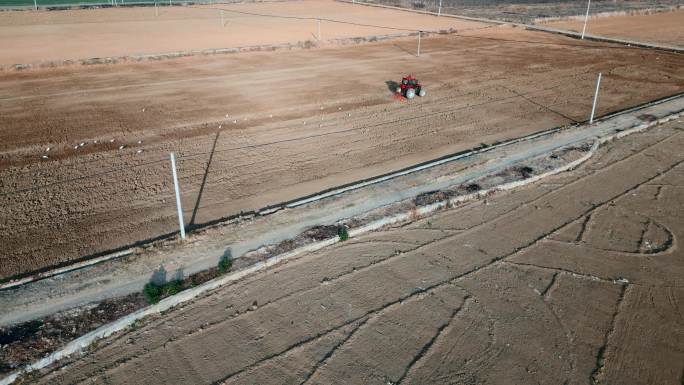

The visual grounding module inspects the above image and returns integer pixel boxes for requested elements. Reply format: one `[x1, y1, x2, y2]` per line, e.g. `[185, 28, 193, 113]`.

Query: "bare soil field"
[1, 24, 683, 281]
[0, 0, 482, 67]
[18, 119, 684, 385]
[544, 9, 684, 47]
[366, 0, 681, 23]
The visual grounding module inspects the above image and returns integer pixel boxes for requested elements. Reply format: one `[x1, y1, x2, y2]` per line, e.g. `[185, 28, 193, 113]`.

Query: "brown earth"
[369, 0, 681, 24]
[18, 119, 684, 385]
[1, 23, 683, 281]
[543, 9, 684, 47]
[0, 0, 483, 67]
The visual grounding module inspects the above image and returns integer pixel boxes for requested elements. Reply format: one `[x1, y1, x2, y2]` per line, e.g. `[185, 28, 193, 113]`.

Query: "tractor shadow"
[385, 80, 400, 93]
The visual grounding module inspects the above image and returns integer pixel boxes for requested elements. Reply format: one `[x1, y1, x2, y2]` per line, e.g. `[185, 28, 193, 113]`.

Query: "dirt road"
[543, 9, 684, 48]
[1, 25, 683, 280]
[21, 119, 684, 385]
[0, 0, 483, 67]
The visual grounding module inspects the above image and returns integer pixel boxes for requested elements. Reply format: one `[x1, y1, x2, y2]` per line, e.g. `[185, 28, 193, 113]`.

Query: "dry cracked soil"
[19, 119, 684, 384]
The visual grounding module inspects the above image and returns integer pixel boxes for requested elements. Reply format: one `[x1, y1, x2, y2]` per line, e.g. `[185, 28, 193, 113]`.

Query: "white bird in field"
[119, 145, 125, 150]
[136, 149, 143, 154]
[41, 155, 49, 159]
[45, 147, 51, 152]
[137, 140, 142, 144]
[73, 145, 79, 150]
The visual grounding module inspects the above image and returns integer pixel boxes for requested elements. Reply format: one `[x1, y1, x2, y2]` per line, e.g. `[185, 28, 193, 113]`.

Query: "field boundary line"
[335, 0, 684, 53]
[2, 92, 682, 290]
[1, 103, 682, 385]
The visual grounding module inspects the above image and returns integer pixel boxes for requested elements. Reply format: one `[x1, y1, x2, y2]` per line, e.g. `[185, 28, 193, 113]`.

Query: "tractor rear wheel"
[418, 88, 426, 97]
[406, 88, 416, 99]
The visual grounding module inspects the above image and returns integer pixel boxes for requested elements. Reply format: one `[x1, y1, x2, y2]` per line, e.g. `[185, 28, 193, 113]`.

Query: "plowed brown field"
[543, 9, 684, 47]
[1, 21, 683, 280]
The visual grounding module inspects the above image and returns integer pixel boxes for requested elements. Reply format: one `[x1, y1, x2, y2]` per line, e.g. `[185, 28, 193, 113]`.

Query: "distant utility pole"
[438, 0, 442, 16]
[33, 0, 37, 10]
[581, 0, 591, 39]
[417, 31, 421, 57]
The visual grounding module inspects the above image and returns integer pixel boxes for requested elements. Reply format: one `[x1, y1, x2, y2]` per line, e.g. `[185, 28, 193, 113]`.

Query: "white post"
[170, 153, 186, 240]
[417, 31, 421, 57]
[33, 0, 37, 10]
[155, 2, 158, 17]
[438, 0, 442, 16]
[590, 72, 602, 124]
[317, 19, 321, 41]
[581, 0, 591, 39]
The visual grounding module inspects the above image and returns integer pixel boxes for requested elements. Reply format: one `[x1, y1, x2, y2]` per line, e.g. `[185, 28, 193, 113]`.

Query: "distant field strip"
[0, 0, 214, 8]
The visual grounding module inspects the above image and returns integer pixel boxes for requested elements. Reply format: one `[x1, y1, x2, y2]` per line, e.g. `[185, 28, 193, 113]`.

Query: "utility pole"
[170, 153, 186, 240]
[590, 72, 602, 124]
[581, 0, 591, 39]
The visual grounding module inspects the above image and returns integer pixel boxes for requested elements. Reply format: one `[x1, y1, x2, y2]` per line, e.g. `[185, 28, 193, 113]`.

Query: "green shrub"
[163, 280, 182, 296]
[337, 226, 349, 242]
[143, 283, 162, 304]
[218, 257, 232, 274]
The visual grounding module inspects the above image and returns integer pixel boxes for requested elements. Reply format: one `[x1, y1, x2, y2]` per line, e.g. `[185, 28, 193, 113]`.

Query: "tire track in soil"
[590, 284, 629, 385]
[396, 295, 473, 385]
[295, 316, 372, 385]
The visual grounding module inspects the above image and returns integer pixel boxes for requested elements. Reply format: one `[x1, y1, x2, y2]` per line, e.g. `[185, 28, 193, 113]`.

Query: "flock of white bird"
[39, 105, 351, 160]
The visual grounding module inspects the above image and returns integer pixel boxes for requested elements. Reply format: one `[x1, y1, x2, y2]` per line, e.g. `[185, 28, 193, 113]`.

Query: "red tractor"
[396, 75, 426, 99]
